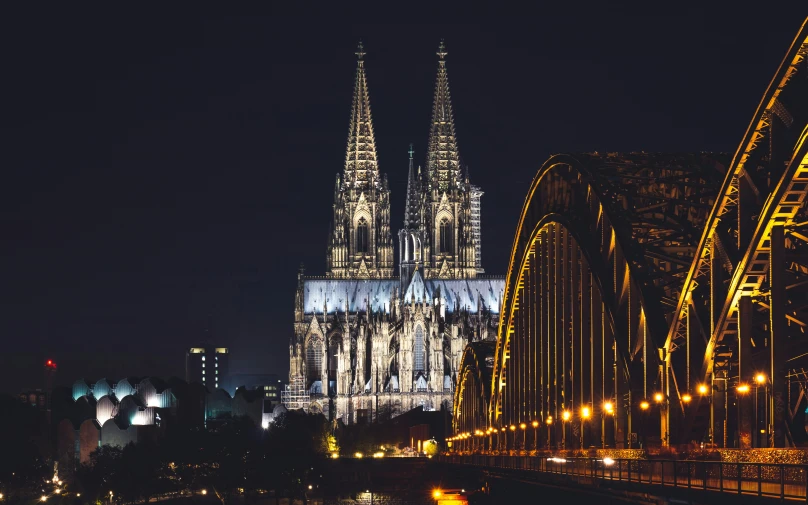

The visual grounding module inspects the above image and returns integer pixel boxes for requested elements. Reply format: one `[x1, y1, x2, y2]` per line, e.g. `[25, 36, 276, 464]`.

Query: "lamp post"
[654, 393, 666, 446]
[755, 373, 768, 447]
[639, 401, 650, 448]
[561, 411, 571, 449]
[602, 401, 614, 448]
[509, 425, 516, 451]
[500, 427, 506, 452]
[545, 416, 553, 449]
[532, 420, 539, 450]
[581, 406, 591, 449]
[697, 383, 712, 446]
[520, 423, 527, 450]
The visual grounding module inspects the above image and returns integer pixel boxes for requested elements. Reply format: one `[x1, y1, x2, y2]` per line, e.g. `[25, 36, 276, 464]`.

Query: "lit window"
[215, 356, 218, 361]
[202, 363, 205, 368]
[215, 363, 218, 368]
[202, 370, 205, 375]
[202, 356, 205, 361]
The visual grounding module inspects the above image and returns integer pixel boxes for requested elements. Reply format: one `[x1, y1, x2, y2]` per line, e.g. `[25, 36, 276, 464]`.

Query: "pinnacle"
[344, 43, 379, 190]
[427, 40, 460, 192]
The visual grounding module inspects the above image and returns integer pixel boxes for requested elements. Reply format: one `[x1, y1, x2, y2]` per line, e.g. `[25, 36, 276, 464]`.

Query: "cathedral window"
[306, 340, 323, 384]
[414, 325, 425, 373]
[356, 218, 369, 253]
[439, 218, 452, 253]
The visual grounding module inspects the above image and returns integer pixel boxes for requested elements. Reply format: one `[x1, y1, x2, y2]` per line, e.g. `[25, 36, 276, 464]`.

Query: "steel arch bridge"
[452, 19, 808, 451]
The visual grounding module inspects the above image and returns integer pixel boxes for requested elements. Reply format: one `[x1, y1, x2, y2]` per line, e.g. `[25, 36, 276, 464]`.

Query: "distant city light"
[603, 457, 615, 466]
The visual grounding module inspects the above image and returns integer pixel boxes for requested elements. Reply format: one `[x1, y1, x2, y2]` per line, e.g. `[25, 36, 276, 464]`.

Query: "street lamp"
[520, 423, 527, 450]
[653, 393, 664, 403]
[532, 420, 539, 450]
[737, 383, 750, 394]
[545, 416, 553, 449]
[509, 425, 516, 451]
[581, 406, 591, 448]
[754, 373, 768, 447]
[602, 401, 614, 448]
[682, 394, 692, 404]
[640, 401, 650, 410]
[561, 411, 571, 449]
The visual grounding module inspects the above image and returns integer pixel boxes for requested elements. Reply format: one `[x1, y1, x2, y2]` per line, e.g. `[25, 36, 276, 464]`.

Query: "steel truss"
[453, 19, 808, 450]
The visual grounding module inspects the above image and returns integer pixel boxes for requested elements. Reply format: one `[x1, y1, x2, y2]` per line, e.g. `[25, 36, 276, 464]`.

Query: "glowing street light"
[433, 489, 442, 499]
[755, 373, 767, 385]
[737, 383, 750, 394]
[581, 406, 591, 419]
[561, 410, 571, 421]
[41, 496, 47, 502]
[698, 384, 709, 395]
[640, 401, 650, 410]
[653, 393, 664, 403]
[603, 401, 614, 414]
[308, 485, 313, 490]
[546, 416, 553, 425]
[201, 489, 207, 495]
[531, 420, 539, 428]
[682, 394, 692, 403]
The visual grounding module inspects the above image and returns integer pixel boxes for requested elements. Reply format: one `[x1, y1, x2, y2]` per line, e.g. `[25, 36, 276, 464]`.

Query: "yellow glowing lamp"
[501, 427, 506, 432]
[520, 422, 527, 430]
[682, 394, 692, 403]
[755, 373, 766, 385]
[581, 406, 591, 419]
[698, 384, 709, 395]
[433, 489, 442, 499]
[737, 383, 750, 394]
[640, 401, 650, 410]
[509, 424, 516, 431]
[561, 410, 571, 421]
[653, 393, 664, 403]
[603, 401, 614, 414]
[546, 416, 553, 425]
[532, 420, 539, 428]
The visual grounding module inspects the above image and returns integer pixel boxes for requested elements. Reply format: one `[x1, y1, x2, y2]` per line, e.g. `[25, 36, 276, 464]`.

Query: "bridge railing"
[440, 454, 808, 501]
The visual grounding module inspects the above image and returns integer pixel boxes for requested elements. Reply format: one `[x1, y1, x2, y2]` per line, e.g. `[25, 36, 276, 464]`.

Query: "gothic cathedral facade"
[289, 42, 504, 424]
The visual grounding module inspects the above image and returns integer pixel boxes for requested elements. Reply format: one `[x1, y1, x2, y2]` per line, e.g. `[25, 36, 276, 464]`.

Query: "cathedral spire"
[404, 144, 420, 229]
[427, 40, 461, 192]
[344, 41, 379, 190]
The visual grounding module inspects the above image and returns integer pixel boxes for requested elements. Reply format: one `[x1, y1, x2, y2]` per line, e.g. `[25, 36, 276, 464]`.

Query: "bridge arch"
[489, 152, 723, 448]
[453, 341, 496, 450]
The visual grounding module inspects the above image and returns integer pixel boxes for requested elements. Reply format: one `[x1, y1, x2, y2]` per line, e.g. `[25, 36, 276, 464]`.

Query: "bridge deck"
[442, 455, 808, 501]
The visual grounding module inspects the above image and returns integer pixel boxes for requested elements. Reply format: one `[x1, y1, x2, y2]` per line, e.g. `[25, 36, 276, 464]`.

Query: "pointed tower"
[327, 42, 394, 279]
[421, 40, 478, 280]
[427, 40, 461, 192]
[398, 144, 428, 290]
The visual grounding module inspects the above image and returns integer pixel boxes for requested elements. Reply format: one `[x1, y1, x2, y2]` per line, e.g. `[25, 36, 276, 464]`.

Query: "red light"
[47, 360, 52, 365]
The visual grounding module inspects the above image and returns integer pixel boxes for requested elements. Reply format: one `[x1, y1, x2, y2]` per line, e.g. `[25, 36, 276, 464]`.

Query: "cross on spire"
[355, 41, 366, 61]
[408, 143, 414, 160]
[437, 39, 447, 64]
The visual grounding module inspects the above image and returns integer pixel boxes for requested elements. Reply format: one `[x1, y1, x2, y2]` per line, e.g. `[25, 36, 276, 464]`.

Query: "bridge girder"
[453, 18, 808, 451]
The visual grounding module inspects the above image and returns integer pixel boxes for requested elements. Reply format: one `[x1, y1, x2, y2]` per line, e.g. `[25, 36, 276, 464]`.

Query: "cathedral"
[288, 42, 504, 424]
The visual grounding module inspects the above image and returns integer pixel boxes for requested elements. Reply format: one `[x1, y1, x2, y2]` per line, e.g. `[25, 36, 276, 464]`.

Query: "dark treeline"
[0, 400, 332, 505]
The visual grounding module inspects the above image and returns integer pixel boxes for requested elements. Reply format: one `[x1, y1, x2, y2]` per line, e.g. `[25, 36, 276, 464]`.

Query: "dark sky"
[2, 10, 803, 393]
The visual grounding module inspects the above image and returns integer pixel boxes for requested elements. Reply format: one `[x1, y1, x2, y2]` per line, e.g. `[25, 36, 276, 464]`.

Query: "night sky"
[2, 10, 803, 394]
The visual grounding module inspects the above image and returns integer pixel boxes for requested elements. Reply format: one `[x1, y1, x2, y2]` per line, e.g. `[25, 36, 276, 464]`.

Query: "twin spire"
[343, 41, 379, 190]
[343, 40, 462, 195]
